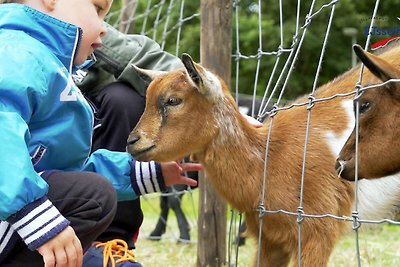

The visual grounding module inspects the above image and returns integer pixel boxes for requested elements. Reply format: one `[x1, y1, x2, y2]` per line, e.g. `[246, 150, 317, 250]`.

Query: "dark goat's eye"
[359, 101, 370, 114]
[166, 97, 182, 106]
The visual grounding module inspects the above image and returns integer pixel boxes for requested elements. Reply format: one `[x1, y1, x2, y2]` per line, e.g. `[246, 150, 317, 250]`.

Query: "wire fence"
[106, 0, 200, 55]
[234, 1, 400, 266]
[107, 0, 400, 266]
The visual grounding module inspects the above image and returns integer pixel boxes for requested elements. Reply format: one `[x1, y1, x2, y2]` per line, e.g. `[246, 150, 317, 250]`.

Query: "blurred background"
[106, 0, 400, 100]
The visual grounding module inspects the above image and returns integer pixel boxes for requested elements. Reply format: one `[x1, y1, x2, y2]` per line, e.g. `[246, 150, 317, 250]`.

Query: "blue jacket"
[0, 4, 165, 260]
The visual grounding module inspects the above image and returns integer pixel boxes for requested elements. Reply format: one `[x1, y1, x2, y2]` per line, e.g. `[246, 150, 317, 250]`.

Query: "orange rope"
[95, 239, 136, 267]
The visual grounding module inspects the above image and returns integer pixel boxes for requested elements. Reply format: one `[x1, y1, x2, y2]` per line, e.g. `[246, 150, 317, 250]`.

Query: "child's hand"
[242, 114, 263, 128]
[161, 160, 203, 187]
[37, 226, 82, 267]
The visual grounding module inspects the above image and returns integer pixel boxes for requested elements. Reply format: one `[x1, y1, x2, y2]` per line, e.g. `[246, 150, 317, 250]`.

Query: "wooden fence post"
[197, 0, 232, 266]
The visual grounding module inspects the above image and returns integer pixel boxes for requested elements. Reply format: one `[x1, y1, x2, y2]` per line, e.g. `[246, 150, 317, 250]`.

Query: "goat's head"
[127, 54, 231, 162]
[336, 44, 400, 180]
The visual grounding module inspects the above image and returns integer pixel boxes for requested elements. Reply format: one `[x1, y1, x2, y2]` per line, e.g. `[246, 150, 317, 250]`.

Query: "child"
[0, 1, 200, 267]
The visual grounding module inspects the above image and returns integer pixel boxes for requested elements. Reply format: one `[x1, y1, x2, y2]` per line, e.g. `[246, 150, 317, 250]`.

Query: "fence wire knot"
[256, 48, 263, 60]
[277, 46, 283, 57]
[177, 19, 183, 27]
[304, 14, 312, 28]
[232, 0, 239, 8]
[353, 83, 364, 101]
[351, 211, 361, 230]
[297, 207, 304, 223]
[257, 204, 266, 218]
[268, 104, 279, 117]
[306, 95, 316, 110]
[291, 36, 298, 47]
[232, 51, 242, 62]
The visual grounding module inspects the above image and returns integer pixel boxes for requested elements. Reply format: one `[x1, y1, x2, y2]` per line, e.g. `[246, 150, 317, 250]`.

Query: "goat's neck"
[196, 98, 268, 212]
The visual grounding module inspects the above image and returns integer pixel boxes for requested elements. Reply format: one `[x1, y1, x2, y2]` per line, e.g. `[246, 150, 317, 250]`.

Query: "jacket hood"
[0, 3, 81, 72]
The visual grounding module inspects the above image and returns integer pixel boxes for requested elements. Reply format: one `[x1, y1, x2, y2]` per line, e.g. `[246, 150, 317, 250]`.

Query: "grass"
[135, 191, 400, 267]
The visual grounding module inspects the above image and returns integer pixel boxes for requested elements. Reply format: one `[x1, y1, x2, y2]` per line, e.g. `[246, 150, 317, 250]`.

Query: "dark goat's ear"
[181, 53, 203, 85]
[354, 44, 400, 82]
[354, 44, 400, 99]
[131, 64, 166, 88]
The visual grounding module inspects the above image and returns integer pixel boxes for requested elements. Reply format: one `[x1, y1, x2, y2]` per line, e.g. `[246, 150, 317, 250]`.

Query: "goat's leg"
[296, 235, 335, 267]
[148, 195, 169, 240]
[253, 240, 291, 267]
[169, 194, 190, 242]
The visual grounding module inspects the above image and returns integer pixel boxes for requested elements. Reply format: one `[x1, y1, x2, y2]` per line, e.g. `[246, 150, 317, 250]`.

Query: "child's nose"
[99, 24, 107, 38]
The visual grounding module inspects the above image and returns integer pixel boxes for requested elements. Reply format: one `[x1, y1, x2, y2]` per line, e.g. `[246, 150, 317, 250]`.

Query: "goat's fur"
[127, 50, 400, 266]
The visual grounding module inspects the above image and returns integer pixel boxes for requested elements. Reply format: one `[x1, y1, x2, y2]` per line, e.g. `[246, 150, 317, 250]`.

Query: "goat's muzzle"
[126, 133, 156, 161]
[127, 135, 140, 145]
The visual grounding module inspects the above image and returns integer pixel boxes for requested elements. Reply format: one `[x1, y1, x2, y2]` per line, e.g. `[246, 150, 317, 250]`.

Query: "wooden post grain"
[198, 0, 232, 266]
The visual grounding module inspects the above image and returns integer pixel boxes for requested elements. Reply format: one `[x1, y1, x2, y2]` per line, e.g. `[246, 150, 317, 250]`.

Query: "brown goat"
[127, 51, 400, 266]
[336, 44, 400, 181]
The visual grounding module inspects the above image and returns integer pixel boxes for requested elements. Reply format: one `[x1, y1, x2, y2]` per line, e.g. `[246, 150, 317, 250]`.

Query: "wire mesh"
[108, 0, 400, 266]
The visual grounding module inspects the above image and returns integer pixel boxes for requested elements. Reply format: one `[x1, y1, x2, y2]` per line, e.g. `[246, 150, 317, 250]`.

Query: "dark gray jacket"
[78, 23, 183, 97]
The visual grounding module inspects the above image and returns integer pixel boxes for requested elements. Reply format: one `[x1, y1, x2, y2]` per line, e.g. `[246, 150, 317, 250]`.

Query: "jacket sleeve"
[78, 23, 183, 97]
[82, 149, 166, 201]
[0, 49, 69, 251]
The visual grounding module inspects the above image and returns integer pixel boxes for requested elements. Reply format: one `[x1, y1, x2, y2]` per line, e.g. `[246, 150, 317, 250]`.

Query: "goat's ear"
[354, 44, 400, 82]
[181, 53, 203, 86]
[181, 53, 224, 99]
[354, 44, 400, 98]
[131, 64, 166, 88]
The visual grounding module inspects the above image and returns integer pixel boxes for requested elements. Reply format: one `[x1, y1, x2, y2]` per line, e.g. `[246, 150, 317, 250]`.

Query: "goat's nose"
[127, 135, 140, 145]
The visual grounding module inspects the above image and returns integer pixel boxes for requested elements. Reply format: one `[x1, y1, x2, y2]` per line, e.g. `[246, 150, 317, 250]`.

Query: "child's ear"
[42, 0, 57, 11]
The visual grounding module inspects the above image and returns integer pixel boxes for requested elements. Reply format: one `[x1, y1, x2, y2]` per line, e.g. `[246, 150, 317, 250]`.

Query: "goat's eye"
[359, 101, 370, 114]
[166, 97, 182, 106]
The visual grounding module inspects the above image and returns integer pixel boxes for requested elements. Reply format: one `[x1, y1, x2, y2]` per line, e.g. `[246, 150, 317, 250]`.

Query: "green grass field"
[135, 191, 400, 267]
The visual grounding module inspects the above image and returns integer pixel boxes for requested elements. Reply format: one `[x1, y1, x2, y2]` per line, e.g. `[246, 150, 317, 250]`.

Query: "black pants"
[2, 171, 117, 266]
[90, 81, 145, 248]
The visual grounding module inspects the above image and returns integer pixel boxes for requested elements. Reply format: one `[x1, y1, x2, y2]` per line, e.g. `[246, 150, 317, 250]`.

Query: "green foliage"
[110, 0, 400, 100]
[231, 0, 400, 100]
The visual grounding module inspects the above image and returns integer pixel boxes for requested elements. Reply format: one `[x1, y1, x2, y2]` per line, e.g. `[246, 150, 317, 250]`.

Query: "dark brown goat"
[336, 44, 400, 180]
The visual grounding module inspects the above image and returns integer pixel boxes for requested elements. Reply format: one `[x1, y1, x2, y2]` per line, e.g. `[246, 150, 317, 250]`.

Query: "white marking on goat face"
[186, 69, 224, 101]
[203, 70, 224, 99]
[325, 99, 355, 157]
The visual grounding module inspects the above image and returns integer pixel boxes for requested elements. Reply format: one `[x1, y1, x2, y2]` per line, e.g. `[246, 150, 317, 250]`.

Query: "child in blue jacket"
[0, 1, 200, 266]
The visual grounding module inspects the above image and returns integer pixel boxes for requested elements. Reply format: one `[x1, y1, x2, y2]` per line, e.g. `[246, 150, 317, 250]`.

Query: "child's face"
[48, 0, 113, 65]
